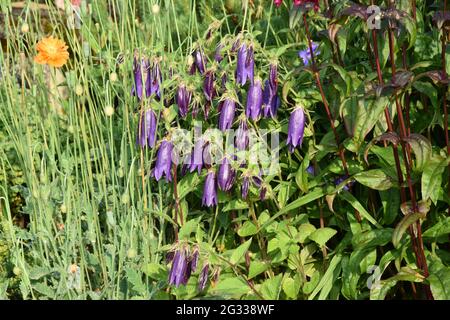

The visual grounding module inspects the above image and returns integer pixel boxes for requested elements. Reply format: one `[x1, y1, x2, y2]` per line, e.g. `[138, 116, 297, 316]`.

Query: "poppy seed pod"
[287, 107, 306, 153]
[218, 98, 235, 132]
[246, 79, 263, 120]
[218, 157, 235, 191]
[136, 109, 157, 148]
[176, 84, 192, 118]
[202, 170, 217, 207]
[154, 139, 174, 181]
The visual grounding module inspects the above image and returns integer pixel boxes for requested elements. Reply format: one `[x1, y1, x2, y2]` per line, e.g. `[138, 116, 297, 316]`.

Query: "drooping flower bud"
[241, 175, 250, 199]
[136, 109, 157, 148]
[190, 247, 199, 272]
[146, 60, 162, 98]
[176, 84, 192, 118]
[236, 43, 254, 86]
[131, 57, 149, 100]
[203, 70, 216, 102]
[287, 107, 305, 153]
[194, 48, 206, 74]
[246, 79, 262, 120]
[198, 263, 209, 291]
[235, 118, 249, 151]
[202, 170, 218, 207]
[154, 139, 174, 181]
[168, 247, 189, 287]
[189, 138, 204, 174]
[217, 157, 235, 191]
[214, 43, 224, 63]
[218, 98, 236, 132]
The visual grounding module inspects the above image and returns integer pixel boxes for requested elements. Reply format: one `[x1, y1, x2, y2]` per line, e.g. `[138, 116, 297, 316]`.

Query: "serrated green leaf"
[260, 274, 283, 300]
[248, 261, 269, 280]
[308, 228, 337, 247]
[223, 199, 249, 211]
[238, 221, 258, 237]
[230, 239, 252, 265]
[297, 223, 316, 243]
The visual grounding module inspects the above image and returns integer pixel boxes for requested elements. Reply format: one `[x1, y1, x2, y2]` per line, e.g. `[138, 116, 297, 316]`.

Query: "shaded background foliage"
[0, 0, 449, 300]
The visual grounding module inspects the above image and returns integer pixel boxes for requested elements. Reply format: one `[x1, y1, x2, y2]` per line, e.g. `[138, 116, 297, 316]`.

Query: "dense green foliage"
[0, 0, 449, 300]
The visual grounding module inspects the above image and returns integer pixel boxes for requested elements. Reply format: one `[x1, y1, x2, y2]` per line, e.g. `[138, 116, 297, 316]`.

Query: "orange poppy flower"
[34, 36, 69, 68]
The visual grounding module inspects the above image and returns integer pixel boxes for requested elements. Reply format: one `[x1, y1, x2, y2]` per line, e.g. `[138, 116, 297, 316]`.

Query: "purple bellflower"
[202, 170, 218, 207]
[298, 42, 320, 66]
[246, 79, 263, 120]
[236, 43, 254, 86]
[218, 157, 235, 192]
[154, 139, 174, 182]
[136, 109, 157, 148]
[198, 263, 209, 291]
[287, 107, 306, 153]
[176, 84, 192, 118]
[219, 98, 236, 132]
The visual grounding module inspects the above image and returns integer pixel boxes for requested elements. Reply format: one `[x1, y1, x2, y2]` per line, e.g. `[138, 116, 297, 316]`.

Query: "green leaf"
[248, 261, 270, 280]
[142, 263, 167, 281]
[295, 157, 310, 193]
[380, 190, 400, 225]
[413, 81, 438, 109]
[392, 212, 424, 248]
[177, 173, 200, 199]
[260, 274, 283, 300]
[309, 254, 342, 300]
[126, 268, 146, 295]
[32, 282, 55, 298]
[339, 191, 382, 228]
[404, 134, 432, 172]
[429, 266, 450, 300]
[210, 277, 250, 299]
[28, 266, 53, 280]
[289, 5, 305, 29]
[230, 239, 252, 265]
[308, 228, 337, 247]
[258, 187, 326, 232]
[223, 199, 249, 211]
[282, 276, 301, 299]
[178, 217, 201, 240]
[302, 270, 320, 295]
[354, 169, 394, 191]
[423, 216, 450, 240]
[422, 155, 450, 204]
[238, 221, 258, 237]
[297, 223, 316, 243]
[352, 96, 390, 150]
